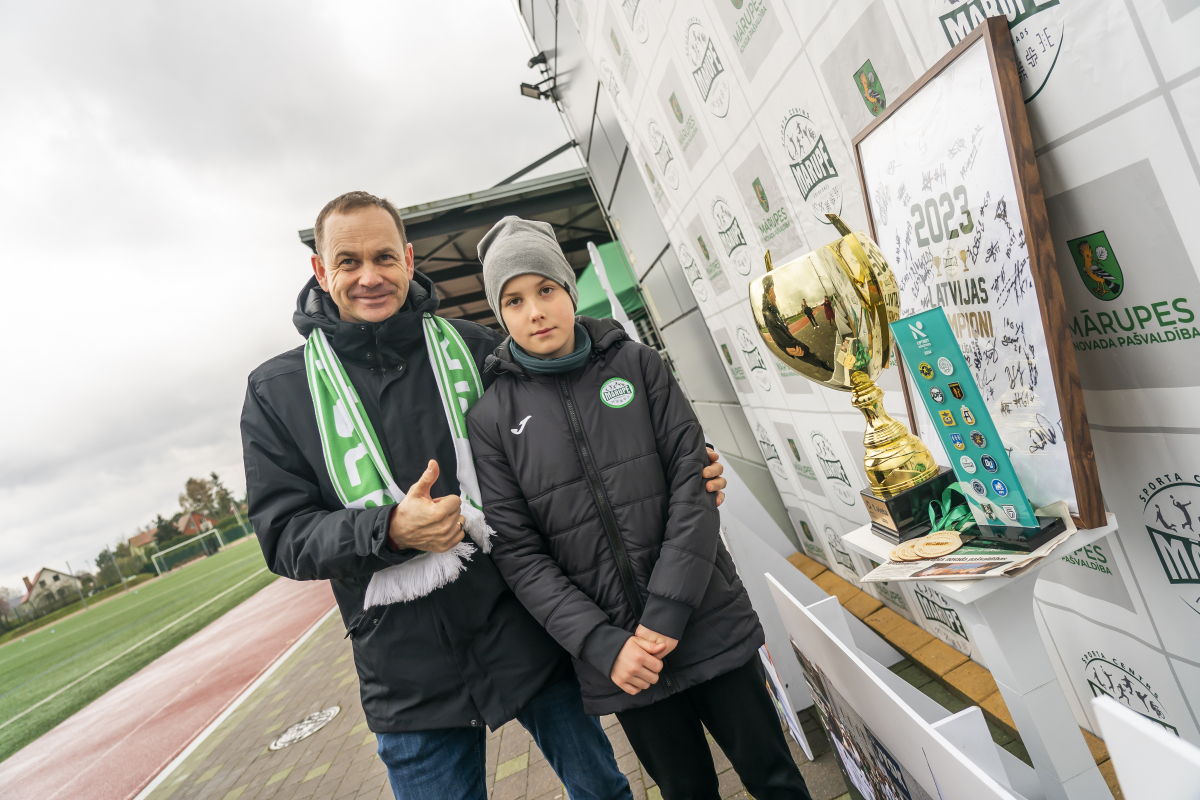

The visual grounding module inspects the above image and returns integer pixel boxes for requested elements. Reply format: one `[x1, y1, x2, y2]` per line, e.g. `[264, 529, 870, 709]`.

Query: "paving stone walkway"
[146, 611, 849, 800]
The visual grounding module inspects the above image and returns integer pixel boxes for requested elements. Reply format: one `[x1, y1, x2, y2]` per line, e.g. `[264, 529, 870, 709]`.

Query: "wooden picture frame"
[851, 16, 1104, 529]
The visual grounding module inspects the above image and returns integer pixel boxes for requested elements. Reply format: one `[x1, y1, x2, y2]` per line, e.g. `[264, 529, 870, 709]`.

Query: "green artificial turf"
[0, 539, 276, 762]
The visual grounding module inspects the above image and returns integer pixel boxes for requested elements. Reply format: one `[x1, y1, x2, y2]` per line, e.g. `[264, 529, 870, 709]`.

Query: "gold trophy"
[751, 214, 954, 542]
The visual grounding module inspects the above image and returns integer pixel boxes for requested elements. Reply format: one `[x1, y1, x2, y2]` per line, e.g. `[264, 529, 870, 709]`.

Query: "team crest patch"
[1067, 230, 1124, 301]
[601, 378, 636, 408]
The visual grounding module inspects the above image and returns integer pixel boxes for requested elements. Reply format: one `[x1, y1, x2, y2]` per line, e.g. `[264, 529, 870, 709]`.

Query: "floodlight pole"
[108, 547, 129, 591]
[65, 561, 88, 610]
[230, 503, 248, 537]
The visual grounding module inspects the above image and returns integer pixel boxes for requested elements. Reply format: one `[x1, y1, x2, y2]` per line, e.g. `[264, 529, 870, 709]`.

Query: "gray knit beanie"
[477, 216, 578, 331]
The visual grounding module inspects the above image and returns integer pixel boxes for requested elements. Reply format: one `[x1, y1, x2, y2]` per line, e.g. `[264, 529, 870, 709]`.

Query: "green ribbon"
[928, 482, 977, 534]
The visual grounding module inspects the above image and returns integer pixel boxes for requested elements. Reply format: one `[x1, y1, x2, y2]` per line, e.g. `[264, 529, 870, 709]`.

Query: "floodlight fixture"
[519, 75, 556, 101]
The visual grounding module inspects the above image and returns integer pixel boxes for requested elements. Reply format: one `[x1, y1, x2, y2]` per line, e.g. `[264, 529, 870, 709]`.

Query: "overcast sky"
[0, 0, 578, 591]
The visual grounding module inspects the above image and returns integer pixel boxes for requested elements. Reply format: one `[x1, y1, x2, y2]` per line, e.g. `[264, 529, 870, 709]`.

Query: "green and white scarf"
[304, 313, 493, 607]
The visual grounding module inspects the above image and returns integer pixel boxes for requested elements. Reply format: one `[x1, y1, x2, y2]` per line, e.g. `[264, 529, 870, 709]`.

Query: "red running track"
[0, 575, 336, 800]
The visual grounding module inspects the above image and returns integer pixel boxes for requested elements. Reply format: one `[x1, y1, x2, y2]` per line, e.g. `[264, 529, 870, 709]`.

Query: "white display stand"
[841, 514, 1119, 800]
[1092, 696, 1200, 800]
[767, 574, 1032, 799]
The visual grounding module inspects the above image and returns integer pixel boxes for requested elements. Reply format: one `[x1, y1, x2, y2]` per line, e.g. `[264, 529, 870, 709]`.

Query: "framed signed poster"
[852, 17, 1104, 529]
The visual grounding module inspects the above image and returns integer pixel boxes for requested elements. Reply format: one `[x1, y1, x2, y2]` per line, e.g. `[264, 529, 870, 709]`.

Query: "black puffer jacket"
[241, 273, 567, 733]
[467, 317, 764, 714]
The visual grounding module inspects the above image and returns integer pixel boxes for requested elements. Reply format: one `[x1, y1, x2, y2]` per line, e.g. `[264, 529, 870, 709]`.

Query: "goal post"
[152, 528, 225, 576]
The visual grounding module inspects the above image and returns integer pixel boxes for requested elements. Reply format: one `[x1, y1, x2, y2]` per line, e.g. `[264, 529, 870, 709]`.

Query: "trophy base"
[967, 516, 1068, 553]
[861, 466, 961, 545]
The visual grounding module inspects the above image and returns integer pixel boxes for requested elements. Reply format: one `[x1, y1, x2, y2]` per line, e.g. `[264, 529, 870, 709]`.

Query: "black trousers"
[615, 656, 811, 800]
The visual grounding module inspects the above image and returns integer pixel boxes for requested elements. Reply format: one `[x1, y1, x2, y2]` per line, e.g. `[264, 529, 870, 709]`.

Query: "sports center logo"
[675, 242, 710, 302]
[1140, 477, 1200, 596]
[913, 584, 971, 654]
[620, 0, 649, 43]
[810, 431, 856, 506]
[781, 108, 842, 223]
[756, 423, 788, 479]
[600, 378, 636, 408]
[684, 19, 730, 118]
[647, 120, 681, 189]
[736, 324, 773, 391]
[1083, 651, 1177, 735]
[711, 196, 752, 276]
[1068, 230, 1124, 301]
[937, 0, 1063, 102]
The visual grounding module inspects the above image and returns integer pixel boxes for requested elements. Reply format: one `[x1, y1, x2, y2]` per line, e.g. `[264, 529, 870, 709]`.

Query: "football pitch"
[0, 539, 277, 763]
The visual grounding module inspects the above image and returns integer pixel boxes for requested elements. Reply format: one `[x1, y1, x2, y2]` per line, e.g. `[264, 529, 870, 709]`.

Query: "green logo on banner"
[854, 59, 885, 116]
[1068, 231, 1124, 301]
[609, 29, 621, 56]
[753, 177, 769, 212]
[697, 235, 710, 261]
[669, 92, 684, 123]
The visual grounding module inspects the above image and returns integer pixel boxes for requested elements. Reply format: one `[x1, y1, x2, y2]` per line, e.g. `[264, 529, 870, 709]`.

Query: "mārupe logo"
[697, 235, 711, 261]
[600, 378, 636, 408]
[938, 0, 1063, 102]
[684, 20, 729, 117]
[914, 588, 968, 639]
[781, 108, 842, 221]
[736, 324, 773, 391]
[854, 59, 885, 116]
[1083, 651, 1177, 735]
[711, 196, 751, 276]
[1068, 231, 1124, 301]
[756, 424, 788, 479]
[829, 533, 857, 574]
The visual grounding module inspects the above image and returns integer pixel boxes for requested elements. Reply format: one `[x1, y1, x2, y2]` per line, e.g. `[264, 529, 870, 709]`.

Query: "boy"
[467, 217, 812, 800]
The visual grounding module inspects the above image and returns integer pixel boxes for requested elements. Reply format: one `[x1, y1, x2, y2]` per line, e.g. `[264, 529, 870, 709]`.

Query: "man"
[241, 192, 727, 800]
[761, 276, 832, 375]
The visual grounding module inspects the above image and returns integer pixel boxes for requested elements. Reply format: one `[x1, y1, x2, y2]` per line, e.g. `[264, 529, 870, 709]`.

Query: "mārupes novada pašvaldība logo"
[753, 177, 768, 212]
[853, 59, 885, 116]
[937, 0, 1063, 102]
[1082, 651, 1177, 735]
[780, 108, 842, 222]
[1139, 476, 1200, 594]
[1068, 231, 1123, 301]
[600, 378, 636, 408]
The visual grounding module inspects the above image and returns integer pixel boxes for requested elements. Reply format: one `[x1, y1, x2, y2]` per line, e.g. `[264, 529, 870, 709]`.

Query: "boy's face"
[500, 274, 577, 359]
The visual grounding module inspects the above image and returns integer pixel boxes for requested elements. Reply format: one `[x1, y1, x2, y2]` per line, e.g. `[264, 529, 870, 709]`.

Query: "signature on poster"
[1027, 413, 1063, 453]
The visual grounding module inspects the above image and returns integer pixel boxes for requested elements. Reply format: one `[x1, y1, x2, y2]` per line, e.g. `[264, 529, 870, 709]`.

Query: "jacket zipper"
[556, 375, 676, 693]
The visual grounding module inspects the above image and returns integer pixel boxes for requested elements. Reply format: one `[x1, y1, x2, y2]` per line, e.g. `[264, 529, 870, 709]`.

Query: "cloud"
[0, 0, 577, 588]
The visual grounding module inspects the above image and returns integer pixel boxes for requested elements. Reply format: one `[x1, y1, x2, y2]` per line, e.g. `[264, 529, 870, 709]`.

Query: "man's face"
[312, 207, 414, 323]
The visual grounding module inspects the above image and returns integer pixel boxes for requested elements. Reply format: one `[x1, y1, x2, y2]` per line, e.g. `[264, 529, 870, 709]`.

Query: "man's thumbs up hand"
[389, 460, 465, 553]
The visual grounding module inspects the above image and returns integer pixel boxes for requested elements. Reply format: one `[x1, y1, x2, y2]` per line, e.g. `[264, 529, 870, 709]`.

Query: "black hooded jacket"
[467, 317, 764, 715]
[240, 272, 567, 733]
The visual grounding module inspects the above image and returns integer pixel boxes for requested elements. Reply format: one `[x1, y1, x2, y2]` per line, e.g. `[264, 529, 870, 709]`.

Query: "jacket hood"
[292, 271, 440, 364]
[485, 316, 628, 378]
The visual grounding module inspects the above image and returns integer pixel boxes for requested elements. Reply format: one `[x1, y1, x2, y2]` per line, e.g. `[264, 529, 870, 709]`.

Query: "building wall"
[512, 0, 1200, 745]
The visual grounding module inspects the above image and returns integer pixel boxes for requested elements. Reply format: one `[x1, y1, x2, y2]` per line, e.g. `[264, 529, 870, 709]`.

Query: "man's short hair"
[314, 191, 408, 256]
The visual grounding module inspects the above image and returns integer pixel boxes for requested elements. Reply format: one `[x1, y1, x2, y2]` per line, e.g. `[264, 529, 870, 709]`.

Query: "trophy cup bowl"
[750, 215, 943, 513]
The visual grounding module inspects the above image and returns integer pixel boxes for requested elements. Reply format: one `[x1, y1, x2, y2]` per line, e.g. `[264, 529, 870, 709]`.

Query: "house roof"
[129, 529, 156, 548]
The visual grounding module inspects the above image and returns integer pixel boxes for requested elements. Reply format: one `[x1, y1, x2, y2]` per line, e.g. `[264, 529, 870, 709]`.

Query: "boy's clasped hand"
[609, 626, 679, 695]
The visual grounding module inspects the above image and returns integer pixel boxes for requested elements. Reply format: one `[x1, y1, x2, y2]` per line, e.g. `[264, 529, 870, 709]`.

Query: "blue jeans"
[376, 676, 632, 800]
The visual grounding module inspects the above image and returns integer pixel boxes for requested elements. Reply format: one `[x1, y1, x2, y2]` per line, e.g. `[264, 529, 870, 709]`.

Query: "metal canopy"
[298, 165, 611, 329]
